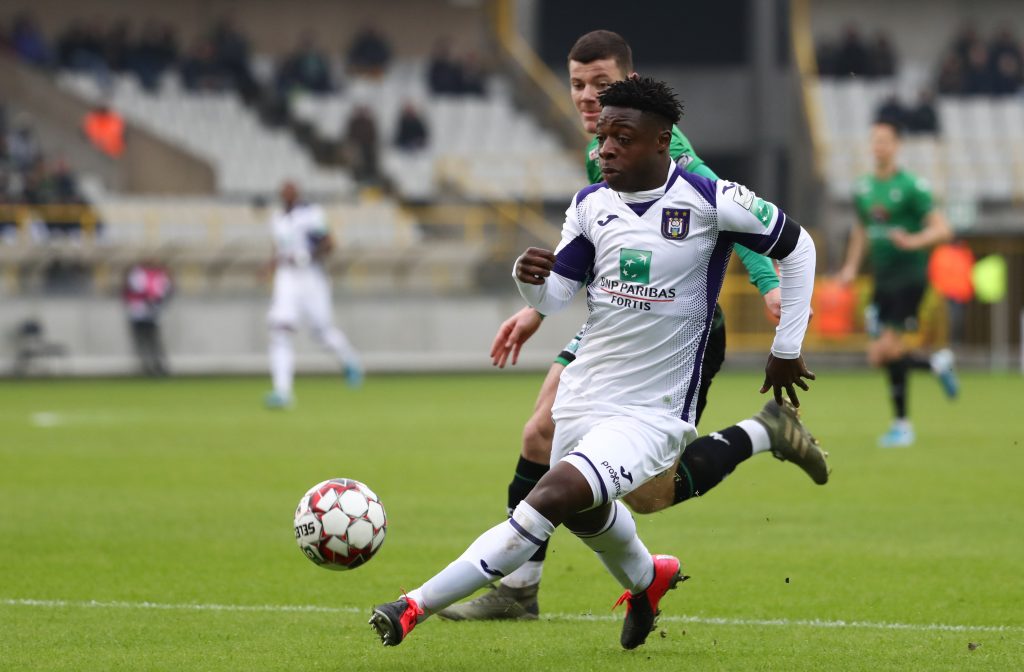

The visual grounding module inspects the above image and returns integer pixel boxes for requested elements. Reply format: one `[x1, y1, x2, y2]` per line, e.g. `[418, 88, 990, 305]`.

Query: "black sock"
[508, 456, 549, 562]
[886, 361, 909, 419]
[673, 425, 754, 504]
[902, 354, 931, 371]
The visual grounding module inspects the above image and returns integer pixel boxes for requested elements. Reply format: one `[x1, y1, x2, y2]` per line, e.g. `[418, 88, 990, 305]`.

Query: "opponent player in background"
[264, 181, 363, 408]
[439, 29, 825, 621]
[370, 78, 819, 649]
[837, 120, 958, 448]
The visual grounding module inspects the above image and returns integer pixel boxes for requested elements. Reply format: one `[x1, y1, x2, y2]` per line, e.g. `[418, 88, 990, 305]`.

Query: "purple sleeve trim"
[679, 171, 717, 207]
[552, 234, 595, 282]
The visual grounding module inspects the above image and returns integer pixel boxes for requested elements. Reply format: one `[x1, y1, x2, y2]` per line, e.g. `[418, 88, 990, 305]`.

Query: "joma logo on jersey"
[661, 208, 690, 240]
[619, 249, 651, 284]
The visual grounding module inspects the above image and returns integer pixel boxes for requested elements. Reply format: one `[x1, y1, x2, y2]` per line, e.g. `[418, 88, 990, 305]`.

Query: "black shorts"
[872, 283, 926, 332]
[695, 305, 726, 427]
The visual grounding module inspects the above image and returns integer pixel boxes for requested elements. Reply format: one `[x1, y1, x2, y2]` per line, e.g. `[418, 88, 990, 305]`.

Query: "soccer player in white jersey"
[265, 181, 363, 408]
[369, 78, 818, 650]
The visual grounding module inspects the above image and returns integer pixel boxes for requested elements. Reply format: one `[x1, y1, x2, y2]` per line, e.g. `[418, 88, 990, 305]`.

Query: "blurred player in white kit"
[265, 181, 363, 408]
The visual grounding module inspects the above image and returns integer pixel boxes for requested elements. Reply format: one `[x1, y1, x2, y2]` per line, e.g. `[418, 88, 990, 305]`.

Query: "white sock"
[501, 560, 544, 589]
[573, 501, 653, 594]
[269, 329, 294, 397]
[316, 325, 360, 369]
[738, 418, 771, 455]
[408, 502, 554, 614]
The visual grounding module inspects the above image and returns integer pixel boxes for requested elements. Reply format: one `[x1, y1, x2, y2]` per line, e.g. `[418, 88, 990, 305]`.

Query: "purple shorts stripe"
[567, 451, 609, 506]
[508, 518, 544, 546]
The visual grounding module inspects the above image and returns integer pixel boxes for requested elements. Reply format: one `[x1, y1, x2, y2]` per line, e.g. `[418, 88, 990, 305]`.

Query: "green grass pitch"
[1, 371, 1022, 671]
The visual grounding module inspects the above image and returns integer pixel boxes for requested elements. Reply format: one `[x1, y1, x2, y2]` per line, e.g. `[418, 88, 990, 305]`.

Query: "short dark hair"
[567, 30, 633, 74]
[598, 76, 683, 126]
[873, 117, 904, 138]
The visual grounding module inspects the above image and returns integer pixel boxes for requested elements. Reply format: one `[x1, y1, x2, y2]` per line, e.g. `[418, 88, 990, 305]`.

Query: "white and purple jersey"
[270, 202, 328, 267]
[516, 163, 811, 425]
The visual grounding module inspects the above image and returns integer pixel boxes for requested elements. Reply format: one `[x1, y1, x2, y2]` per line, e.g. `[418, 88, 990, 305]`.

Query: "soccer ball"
[294, 478, 387, 570]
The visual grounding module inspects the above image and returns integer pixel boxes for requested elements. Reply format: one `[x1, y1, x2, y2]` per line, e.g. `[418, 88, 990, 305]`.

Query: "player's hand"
[760, 354, 816, 407]
[888, 228, 916, 250]
[762, 288, 782, 323]
[835, 266, 856, 286]
[515, 247, 557, 285]
[490, 307, 544, 368]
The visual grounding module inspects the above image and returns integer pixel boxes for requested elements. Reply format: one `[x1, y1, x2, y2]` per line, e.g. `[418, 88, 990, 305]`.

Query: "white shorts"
[267, 265, 333, 330]
[551, 403, 694, 508]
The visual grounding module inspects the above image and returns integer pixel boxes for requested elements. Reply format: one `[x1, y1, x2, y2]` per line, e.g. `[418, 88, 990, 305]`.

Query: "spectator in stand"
[344, 105, 379, 183]
[937, 52, 964, 95]
[394, 101, 429, 152]
[347, 25, 391, 77]
[952, 23, 982, 65]
[6, 121, 42, 173]
[962, 42, 993, 95]
[835, 25, 871, 77]
[875, 95, 906, 129]
[181, 37, 232, 92]
[123, 260, 173, 377]
[82, 103, 125, 158]
[816, 38, 838, 77]
[459, 51, 487, 96]
[428, 41, 463, 95]
[991, 52, 1023, 96]
[868, 33, 896, 78]
[129, 21, 179, 92]
[104, 20, 131, 74]
[211, 17, 257, 101]
[905, 90, 939, 135]
[277, 35, 334, 94]
[11, 13, 50, 67]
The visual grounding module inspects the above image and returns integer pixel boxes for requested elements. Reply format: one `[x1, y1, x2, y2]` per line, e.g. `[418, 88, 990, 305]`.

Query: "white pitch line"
[2, 598, 1020, 634]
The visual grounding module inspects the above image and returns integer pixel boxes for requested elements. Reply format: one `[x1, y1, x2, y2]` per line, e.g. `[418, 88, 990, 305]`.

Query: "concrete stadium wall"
[0, 294, 589, 377]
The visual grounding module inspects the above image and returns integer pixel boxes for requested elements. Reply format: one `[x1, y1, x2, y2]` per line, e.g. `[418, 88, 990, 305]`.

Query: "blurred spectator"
[104, 20, 131, 73]
[394, 102, 429, 151]
[816, 39, 838, 77]
[277, 36, 334, 94]
[962, 43, 993, 95]
[63, 20, 114, 89]
[905, 90, 939, 135]
[867, 33, 896, 78]
[123, 260, 173, 377]
[347, 26, 392, 76]
[459, 52, 487, 96]
[936, 53, 964, 95]
[875, 95, 906, 129]
[211, 18, 258, 101]
[6, 122, 42, 173]
[952, 23, 983, 64]
[181, 38, 232, 92]
[834, 26, 871, 77]
[991, 52, 1023, 96]
[344, 105, 379, 183]
[11, 13, 50, 67]
[82, 103, 125, 158]
[129, 22, 179, 92]
[428, 42, 463, 94]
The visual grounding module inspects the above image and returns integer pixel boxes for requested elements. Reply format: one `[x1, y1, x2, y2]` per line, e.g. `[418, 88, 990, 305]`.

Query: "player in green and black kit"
[838, 120, 958, 448]
[439, 30, 827, 621]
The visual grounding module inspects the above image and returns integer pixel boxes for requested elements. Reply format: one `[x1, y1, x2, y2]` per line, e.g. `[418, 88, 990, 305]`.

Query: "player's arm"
[714, 179, 816, 406]
[514, 197, 590, 315]
[889, 208, 952, 251]
[490, 306, 544, 368]
[681, 152, 782, 318]
[836, 219, 867, 286]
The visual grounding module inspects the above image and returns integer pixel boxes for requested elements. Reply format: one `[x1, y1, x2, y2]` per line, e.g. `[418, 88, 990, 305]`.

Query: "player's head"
[280, 181, 299, 210]
[870, 120, 902, 169]
[567, 30, 634, 133]
[595, 77, 682, 192]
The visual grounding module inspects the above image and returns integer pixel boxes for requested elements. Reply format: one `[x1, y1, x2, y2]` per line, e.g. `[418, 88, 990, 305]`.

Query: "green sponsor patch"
[619, 249, 652, 284]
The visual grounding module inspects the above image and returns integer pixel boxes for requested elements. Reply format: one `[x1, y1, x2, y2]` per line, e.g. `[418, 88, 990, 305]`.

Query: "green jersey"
[854, 169, 933, 288]
[584, 126, 779, 297]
